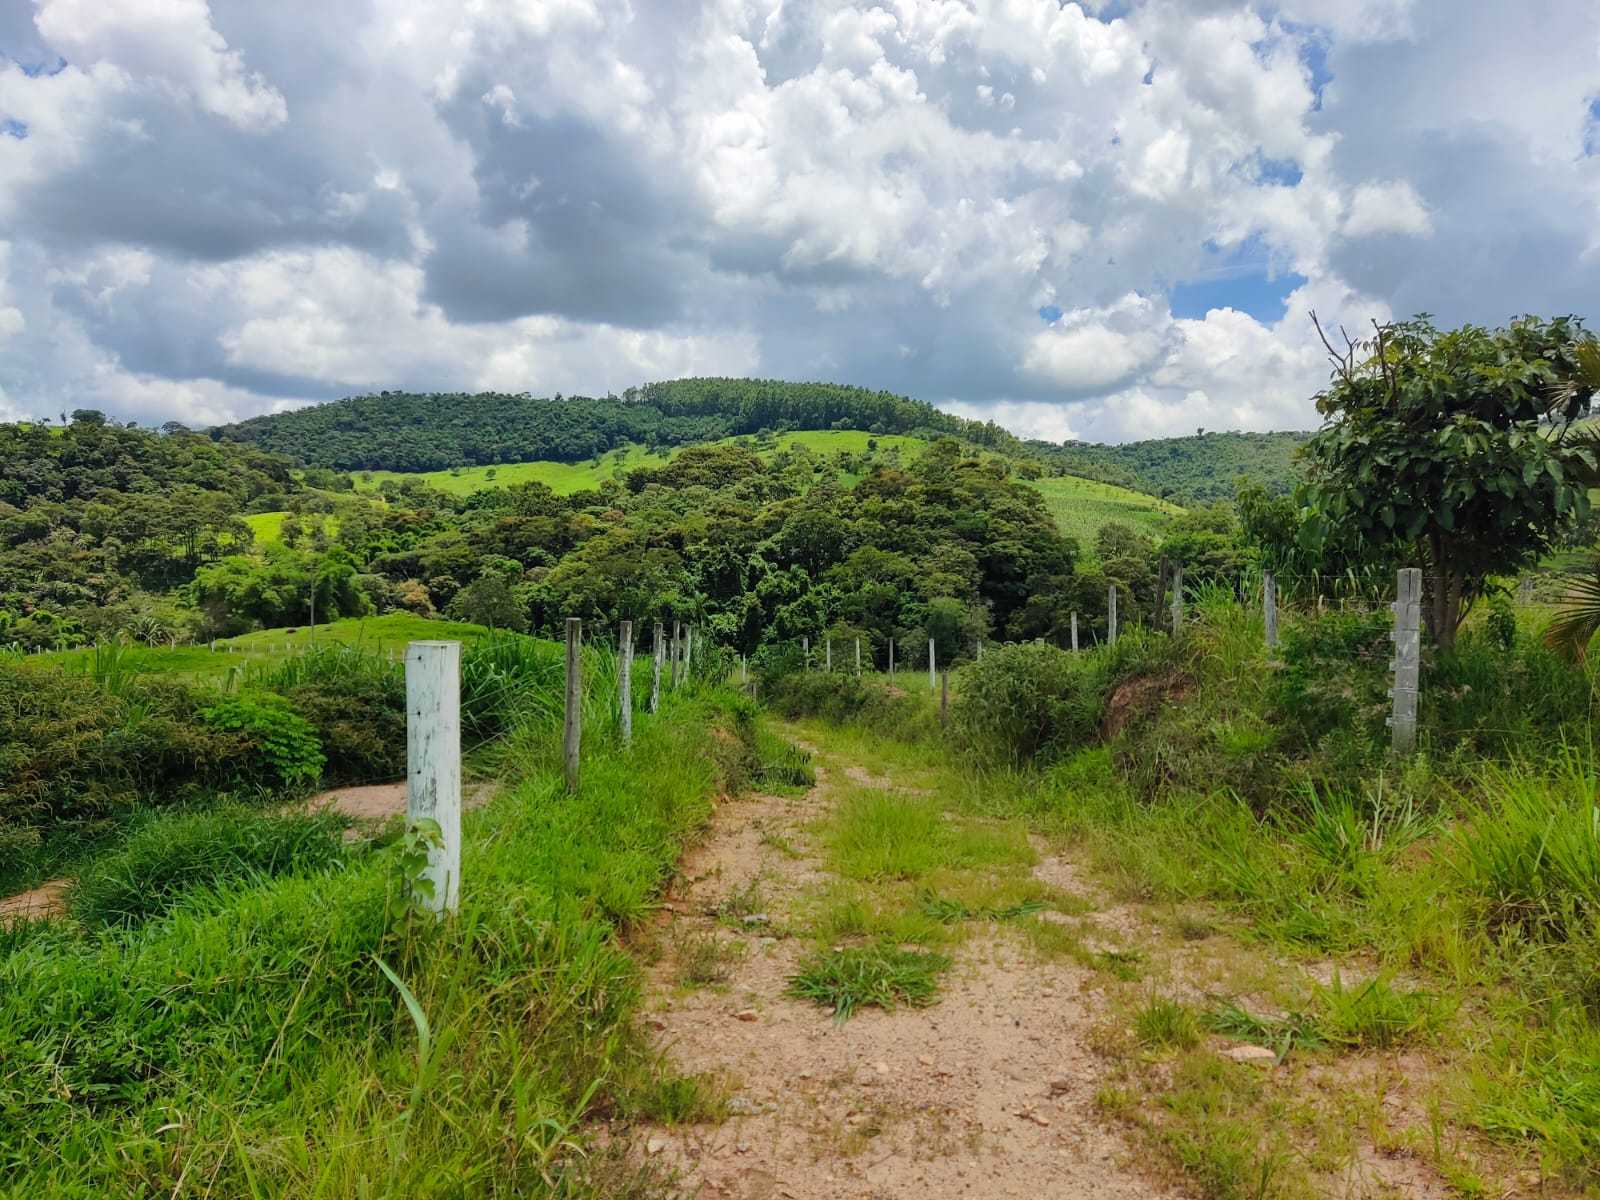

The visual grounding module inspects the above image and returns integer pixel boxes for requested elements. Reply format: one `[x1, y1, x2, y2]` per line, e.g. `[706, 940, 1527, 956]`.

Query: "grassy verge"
[0, 688, 741, 1198]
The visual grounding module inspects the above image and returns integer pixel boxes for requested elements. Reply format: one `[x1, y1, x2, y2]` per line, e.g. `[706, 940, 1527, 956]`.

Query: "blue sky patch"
[2, 118, 26, 140]
[1257, 156, 1302, 187]
[1586, 98, 1600, 156]
[1038, 305, 1064, 323]
[1169, 236, 1306, 323]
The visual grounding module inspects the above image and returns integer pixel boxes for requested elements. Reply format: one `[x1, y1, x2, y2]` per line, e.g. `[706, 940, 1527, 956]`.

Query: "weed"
[673, 928, 743, 987]
[1312, 972, 1443, 1049]
[787, 943, 951, 1019]
[1135, 995, 1201, 1051]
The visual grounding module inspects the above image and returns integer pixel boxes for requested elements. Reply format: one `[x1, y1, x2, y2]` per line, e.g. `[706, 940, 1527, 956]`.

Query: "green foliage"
[1302, 315, 1598, 647]
[394, 817, 446, 920]
[1033, 429, 1308, 505]
[263, 644, 408, 783]
[1134, 995, 1201, 1050]
[69, 805, 351, 927]
[786, 943, 951, 1019]
[200, 693, 326, 788]
[949, 642, 1103, 765]
[215, 378, 990, 472]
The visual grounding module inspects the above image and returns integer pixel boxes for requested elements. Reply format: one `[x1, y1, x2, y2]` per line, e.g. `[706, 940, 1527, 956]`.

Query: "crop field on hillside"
[1025, 474, 1184, 545]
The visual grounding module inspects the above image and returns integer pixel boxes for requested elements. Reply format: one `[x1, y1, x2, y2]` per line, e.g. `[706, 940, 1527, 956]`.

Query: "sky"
[0, 0, 1596, 444]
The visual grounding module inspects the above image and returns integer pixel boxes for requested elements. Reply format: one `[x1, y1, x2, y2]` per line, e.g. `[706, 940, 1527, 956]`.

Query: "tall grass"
[0, 691, 737, 1197]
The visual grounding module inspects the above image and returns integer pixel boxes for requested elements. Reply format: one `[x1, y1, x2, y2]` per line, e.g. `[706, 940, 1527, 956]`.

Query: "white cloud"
[34, 0, 287, 131]
[1343, 180, 1433, 238]
[0, 0, 1593, 440]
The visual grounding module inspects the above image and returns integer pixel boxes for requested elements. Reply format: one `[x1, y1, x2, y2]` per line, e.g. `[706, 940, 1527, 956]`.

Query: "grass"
[786, 943, 951, 1019]
[1135, 995, 1202, 1050]
[824, 787, 1033, 881]
[0, 684, 739, 1196]
[1025, 474, 1184, 545]
[30, 614, 493, 681]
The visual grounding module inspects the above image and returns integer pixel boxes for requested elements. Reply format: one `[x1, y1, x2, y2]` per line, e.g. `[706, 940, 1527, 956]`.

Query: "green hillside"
[1025, 475, 1184, 545]
[1031, 429, 1308, 505]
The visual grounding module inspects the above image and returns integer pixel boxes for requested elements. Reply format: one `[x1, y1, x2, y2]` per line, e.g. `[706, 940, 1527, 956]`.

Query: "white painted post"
[564, 618, 582, 791]
[1071, 612, 1079, 652]
[928, 637, 937, 693]
[406, 640, 461, 917]
[1108, 586, 1118, 648]
[619, 620, 633, 747]
[683, 625, 693, 684]
[855, 638, 861, 675]
[1170, 566, 1184, 634]
[803, 635, 810, 670]
[651, 621, 664, 714]
[1389, 569, 1421, 755]
[888, 637, 895, 678]
[826, 638, 832, 672]
[976, 639, 984, 661]
[1264, 572, 1278, 651]
[671, 621, 682, 687]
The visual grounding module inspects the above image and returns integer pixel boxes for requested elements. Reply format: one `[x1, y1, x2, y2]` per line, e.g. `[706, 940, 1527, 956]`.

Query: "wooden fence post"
[1108, 585, 1118, 648]
[1389, 569, 1421, 754]
[564, 618, 582, 791]
[651, 621, 664, 714]
[1170, 565, 1184, 634]
[1071, 612, 1079, 652]
[1264, 572, 1278, 650]
[619, 620, 633, 747]
[407, 640, 461, 917]
[928, 637, 936, 693]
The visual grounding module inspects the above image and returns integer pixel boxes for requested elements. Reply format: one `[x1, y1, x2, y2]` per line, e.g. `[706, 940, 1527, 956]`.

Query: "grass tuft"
[787, 943, 951, 1019]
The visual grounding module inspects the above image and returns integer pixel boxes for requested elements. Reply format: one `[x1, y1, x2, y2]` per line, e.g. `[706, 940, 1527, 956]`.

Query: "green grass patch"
[1025, 474, 1183, 545]
[824, 788, 1033, 881]
[1135, 995, 1202, 1051]
[787, 942, 951, 1019]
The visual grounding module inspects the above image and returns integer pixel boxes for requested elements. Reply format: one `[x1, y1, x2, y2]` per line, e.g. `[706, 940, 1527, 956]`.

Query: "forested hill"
[1027, 429, 1309, 504]
[212, 378, 1018, 473]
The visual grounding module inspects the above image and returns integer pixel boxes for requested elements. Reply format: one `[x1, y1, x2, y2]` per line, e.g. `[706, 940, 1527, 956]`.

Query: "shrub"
[69, 805, 352, 926]
[263, 645, 408, 783]
[948, 642, 1094, 765]
[200, 694, 326, 788]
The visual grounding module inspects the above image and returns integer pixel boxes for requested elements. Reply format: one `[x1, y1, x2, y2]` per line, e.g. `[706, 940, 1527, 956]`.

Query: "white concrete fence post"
[803, 635, 809, 670]
[855, 638, 861, 675]
[928, 637, 937, 693]
[683, 625, 694, 684]
[826, 638, 832, 672]
[1389, 568, 1421, 755]
[1170, 565, 1184, 634]
[1070, 612, 1079, 652]
[407, 640, 461, 917]
[619, 619, 633, 747]
[651, 621, 664, 714]
[564, 618, 582, 791]
[888, 636, 895, 678]
[1108, 585, 1118, 648]
[1264, 571, 1278, 651]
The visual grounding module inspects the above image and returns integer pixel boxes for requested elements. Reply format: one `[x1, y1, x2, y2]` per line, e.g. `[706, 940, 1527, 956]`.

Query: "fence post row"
[564, 618, 582, 791]
[651, 621, 664, 714]
[1389, 568, 1421, 755]
[1107, 585, 1118, 648]
[618, 619, 633, 747]
[1263, 571, 1278, 651]
[406, 640, 461, 917]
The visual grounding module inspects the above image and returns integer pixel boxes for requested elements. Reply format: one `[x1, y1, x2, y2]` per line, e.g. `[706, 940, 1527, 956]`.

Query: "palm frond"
[1543, 564, 1600, 662]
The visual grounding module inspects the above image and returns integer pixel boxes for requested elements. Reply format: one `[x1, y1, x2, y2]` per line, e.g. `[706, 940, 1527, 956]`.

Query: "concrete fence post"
[855, 638, 861, 675]
[407, 640, 461, 917]
[888, 637, 895, 678]
[803, 635, 810, 670]
[618, 619, 633, 747]
[1264, 571, 1278, 651]
[928, 637, 936, 693]
[1108, 585, 1118, 648]
[1389, 568, 1421, 755]
[826, 638, 832, 672]
[651, 621, 664, 714]
[564, 618, 582, 791]
[1071, 612, 1079, 652]
[1170, 566, 1184, 634]
[684, 625, 693, 684]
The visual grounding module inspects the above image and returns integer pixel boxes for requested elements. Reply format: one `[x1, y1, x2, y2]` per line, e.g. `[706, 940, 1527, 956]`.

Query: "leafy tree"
[448, 573, 526, 631]
[1302, 315, 1597, 648]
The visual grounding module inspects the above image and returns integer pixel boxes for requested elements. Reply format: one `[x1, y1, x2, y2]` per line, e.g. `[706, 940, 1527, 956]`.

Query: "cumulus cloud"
[0, 0, 1594, 441]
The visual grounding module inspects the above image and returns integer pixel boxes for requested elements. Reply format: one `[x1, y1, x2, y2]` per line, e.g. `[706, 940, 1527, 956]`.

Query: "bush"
[200, 694, 326, 788]
[948, 642, 1097, 765]
[69, 805, 352, 927]
[264, 645, 407, 783]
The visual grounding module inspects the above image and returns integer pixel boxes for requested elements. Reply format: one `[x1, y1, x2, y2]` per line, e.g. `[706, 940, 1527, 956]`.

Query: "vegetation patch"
[787, 943, 951, 1019]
